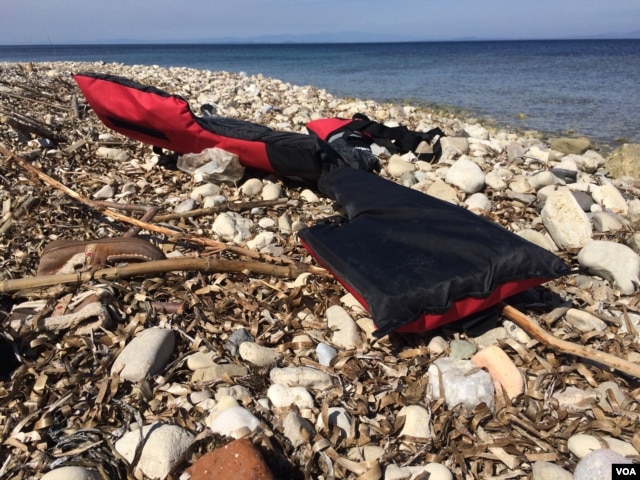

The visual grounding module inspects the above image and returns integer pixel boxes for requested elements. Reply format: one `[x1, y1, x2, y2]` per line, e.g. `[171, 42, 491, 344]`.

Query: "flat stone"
[41, 466, 101, 480]
[578, 240, 640, 294]
[565, 308, 607, 333]
[96, 146, 130, 162]
[326, 305, 362, 349]
[282, 411, 315, 447]
[531, 461, 573, 480]
[115, 423, 193, 479]
[549, 137, 591, 155]
[591, 183, 629, 216]
[591, 211, 625, 232]
[111, 327, 175, 382]
[239, 342, 281, 366]
[552, 386, 597, 413]
[267, 383, 315, 409]
[398, 405, 432, 439]
[387, 155, 416, 177]
[188, 438, 275, 480]
[316, 407, 351, 437]
[385, 463, 453, 480]
[270, 366, 334, 390]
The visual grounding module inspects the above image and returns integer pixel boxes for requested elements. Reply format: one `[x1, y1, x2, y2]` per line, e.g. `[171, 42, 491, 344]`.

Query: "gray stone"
[316, 343, 338, 366]
[111, 327, 175, 382]
[549, 137, 591, 155]
[578, 240, 640, 294]
[449, 339, 476, 360]
[572, 191, 594, 212]
[270, 366, 334, 390]
[565, 308, 607, 333]
[225, 328, 253, 356]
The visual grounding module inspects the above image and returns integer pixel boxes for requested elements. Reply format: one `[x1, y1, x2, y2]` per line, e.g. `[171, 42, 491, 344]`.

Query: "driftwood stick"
[500, 303, 640, 379]
[154, 198, 288, 222]
[0, 257, 317, 294]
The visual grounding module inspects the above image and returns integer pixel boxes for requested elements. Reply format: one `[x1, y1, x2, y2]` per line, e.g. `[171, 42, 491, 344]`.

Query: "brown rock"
[605, 143, 640, 179]
[548, 136, 591, 155]
[188, 438, 275, 480]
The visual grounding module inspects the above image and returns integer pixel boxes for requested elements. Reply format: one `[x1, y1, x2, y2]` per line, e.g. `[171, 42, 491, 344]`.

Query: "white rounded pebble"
[574, 449, 633, 480]
[41, 466, 101, 480]
[578, 240, 640, 294]
[93, 184, 114, 199]
[531, 461, 573, 480]
[115, 423, 193, 479]
[316, 407, 351, 436]
[111, 327, 175, 382]
[239, 342, 282, 366]
[464, 192, 492, 213]
[568, 433, 639, 459]
[517, 229, 558, 252]
[270, 366, 334, 390]
[190, 182, 220, 201]
[316, 343, 338, 366]
[326, 305, 362, 349]
[300, 189, 320, 202]
[174, 198, 196, 213]
[267, 383, 315, 409]
[96, 146, 130, 162]
[240, 178, 263, 196]
[398, 405, 432, 439]
[258, 217, 276, 228]
[283, 411, 315, 447]
[385, 463, 453, 480]
[261, 182, 282, 200]
[387, 155, 416, 177]
[208, 406, 261, 438]
[591, 183, 629, 216]
[541, 188, 592, 249]
[565, 308, 607, 333]
[246, 231, 275, 251]
[444, 157, 485, 193]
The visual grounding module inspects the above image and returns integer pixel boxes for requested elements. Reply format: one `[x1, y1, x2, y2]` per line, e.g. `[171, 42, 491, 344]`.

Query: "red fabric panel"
[306, 117, 353, 140]
[74, 74, 274, 172]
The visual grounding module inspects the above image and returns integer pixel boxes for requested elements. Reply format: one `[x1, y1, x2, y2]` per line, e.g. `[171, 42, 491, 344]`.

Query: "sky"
[1, 0, 639, 45]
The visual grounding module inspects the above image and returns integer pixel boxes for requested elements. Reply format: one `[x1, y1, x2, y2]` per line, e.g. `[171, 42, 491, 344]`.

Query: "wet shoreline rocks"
[1, 61, 640, 479]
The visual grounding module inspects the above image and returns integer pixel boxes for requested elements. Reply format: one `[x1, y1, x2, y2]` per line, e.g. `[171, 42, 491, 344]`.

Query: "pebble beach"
[1, 61, 640, 480]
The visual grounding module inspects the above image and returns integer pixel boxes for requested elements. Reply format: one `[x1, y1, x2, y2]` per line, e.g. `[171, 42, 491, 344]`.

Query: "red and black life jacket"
[74, 72, 338, 182]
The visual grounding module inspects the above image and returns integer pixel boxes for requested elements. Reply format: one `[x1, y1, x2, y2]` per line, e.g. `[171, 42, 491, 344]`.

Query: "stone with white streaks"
[541, 188, 592, 249]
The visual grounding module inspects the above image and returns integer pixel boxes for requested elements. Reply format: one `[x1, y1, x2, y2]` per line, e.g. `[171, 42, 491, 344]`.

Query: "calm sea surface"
[1, 40, 639, 147]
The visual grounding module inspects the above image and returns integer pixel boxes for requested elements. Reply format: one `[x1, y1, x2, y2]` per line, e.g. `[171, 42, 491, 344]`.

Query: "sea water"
[1, 40, 639, 147]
